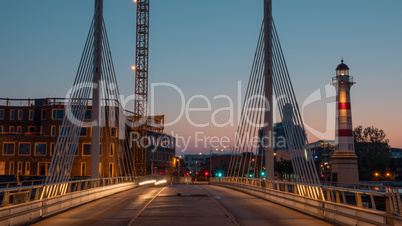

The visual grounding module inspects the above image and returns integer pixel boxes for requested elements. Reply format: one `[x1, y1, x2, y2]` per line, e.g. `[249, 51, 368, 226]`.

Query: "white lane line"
[127, 186, 167, 226]
[196, 185, 240, 226]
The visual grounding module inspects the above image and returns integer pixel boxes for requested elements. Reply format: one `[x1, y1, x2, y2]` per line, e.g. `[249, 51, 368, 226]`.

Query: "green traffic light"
[261, 171, 265, 176]
[218, 173, 222, 177]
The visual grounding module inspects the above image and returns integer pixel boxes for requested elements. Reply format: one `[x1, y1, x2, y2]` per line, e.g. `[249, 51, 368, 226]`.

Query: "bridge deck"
[32, 184, 333, 226]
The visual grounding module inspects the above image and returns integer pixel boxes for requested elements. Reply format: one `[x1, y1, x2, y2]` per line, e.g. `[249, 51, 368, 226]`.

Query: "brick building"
[0, 98, 175, 180]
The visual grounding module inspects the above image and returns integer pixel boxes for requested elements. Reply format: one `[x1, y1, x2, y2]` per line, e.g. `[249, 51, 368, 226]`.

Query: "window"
[73, 144, 78, 156]
[29, 110, 34, 121]
[3, 143, 15, 155]
[111, 127, 117, 138]
[38, 163, 47, 176]
[65, 143, 78, 156]
[111, 109, 115, 121]
[35, 143, 46, 156]
[9, 126, 14, 133]
[19, 143, 31, 155]
[110, 143, 115, 157]
[51, 125, 56, 137]
[52, 109, 64, 119]
[28, 126, 35, 133]
[41, 109, 46, 120]
[80, 127, 87, 137]
[50, 143, 55, 156]
[18, 110, 22, 120]
[9, 162, 14, 175]
[0, 109, 4, 120]
[83, 144, 91, 156]
[25, 162, 30, 175]
[60, 126, 70, 136]
[17, 126, 22, 133]
[109, 163, 114, 177]
[10, 110, 15, 120]
[17, 162, 22, 176]
[81, 162, 86, 176]
[84, 110, 91, 119]
[0, 126, 3, 133]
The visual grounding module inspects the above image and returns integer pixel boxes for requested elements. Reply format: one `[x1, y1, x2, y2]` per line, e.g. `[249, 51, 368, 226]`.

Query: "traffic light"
[218, 173, 222, 177]
[249, 174, 253, 178]
[204, 172, 209, 176]
[261, 171, 265, 176]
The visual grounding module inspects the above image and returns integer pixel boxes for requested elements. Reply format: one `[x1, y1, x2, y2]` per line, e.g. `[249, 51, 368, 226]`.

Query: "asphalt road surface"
[33, 184, 334, 226]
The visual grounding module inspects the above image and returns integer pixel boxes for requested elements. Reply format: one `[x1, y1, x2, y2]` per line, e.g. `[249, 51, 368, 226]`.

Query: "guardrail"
[0, 180, 45, 189]
[0, 176, 167, 225]
[211, 177, 402, 226]
[0, 176, 161, 207]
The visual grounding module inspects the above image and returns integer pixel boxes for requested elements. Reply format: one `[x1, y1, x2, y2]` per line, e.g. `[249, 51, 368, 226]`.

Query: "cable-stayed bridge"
[0, 0, 401, 225]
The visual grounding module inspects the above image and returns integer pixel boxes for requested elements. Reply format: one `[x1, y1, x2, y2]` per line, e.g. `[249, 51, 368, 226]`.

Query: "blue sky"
[0, 0, 401, 151]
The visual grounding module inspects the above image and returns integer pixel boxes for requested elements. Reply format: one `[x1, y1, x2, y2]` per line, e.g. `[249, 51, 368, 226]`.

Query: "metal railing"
[332, 76, 354, 85]
[0, 179, 45, 189]
[0, 176, 158, 207]
[212, 177, 402, 217]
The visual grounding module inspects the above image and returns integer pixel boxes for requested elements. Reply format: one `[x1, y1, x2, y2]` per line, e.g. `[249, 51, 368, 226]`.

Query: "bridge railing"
[0, 179, 46, 189]
[0, 176, 158, 207]
[212, 177, 402, 218]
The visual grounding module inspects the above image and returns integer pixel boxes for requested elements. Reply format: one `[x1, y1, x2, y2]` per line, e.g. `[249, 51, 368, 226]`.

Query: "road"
[33, 184, 334, 226]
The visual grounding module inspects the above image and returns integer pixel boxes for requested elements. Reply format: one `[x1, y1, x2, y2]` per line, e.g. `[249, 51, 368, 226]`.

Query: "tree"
[353, 126, 390, 181]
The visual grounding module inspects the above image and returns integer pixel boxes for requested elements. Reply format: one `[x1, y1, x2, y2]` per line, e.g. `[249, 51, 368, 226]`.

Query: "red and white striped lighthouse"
[330, 59, 359, 184]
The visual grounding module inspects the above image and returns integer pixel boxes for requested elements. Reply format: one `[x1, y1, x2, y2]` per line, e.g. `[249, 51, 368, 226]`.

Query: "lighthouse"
[330, 59, 359, 184]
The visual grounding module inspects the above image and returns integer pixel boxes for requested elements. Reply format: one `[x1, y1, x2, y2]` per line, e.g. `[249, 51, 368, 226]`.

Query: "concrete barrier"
[0, 182, 137, 226]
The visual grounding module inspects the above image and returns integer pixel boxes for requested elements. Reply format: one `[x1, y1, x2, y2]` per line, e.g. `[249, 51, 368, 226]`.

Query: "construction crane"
[133, 0, 149, 176]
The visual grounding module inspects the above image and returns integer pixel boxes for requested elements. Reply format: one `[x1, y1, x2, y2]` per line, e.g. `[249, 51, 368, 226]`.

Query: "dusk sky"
[0, 0, 401, 153]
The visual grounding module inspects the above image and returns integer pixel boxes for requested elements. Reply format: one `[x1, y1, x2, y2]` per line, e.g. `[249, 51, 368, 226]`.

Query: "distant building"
[184, 154, 208, 173]
[0, 98, 175, 179]
[258, 104, 306, 156]
[307, 140, 335, 180]
[390, 148, 402, 179]
[390, 148, 402, 159]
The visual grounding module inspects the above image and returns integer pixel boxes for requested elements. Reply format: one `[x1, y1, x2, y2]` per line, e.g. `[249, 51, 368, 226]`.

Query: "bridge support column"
[91, 0, 103, 179]
[264, 0, 274, 181]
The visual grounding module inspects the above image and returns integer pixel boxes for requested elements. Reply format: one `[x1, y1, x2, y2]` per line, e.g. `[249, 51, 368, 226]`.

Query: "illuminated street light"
[131, 65, 136, 70]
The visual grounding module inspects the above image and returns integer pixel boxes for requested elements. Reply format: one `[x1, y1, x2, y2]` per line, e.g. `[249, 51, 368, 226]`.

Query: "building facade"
[308, 140, 335, 180]
[0, 98, 175, 180]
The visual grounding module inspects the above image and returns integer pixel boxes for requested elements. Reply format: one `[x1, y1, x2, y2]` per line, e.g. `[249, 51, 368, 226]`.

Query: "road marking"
[127, 186, 167, 226]
[196, 186, 240, 226]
